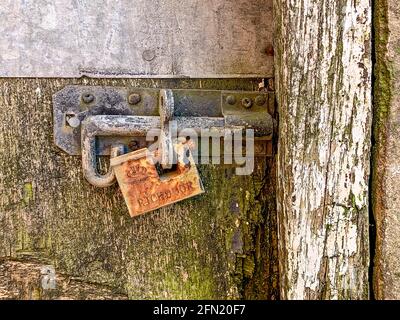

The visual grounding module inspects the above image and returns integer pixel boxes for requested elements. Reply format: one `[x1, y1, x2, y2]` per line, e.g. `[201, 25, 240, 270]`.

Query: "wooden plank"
[373, 0, 400, 300]
[0, 258, 128, 300]
[0, 0, 274, 78]
[0, 78, 278, 299]
[274, 0, 372, 299]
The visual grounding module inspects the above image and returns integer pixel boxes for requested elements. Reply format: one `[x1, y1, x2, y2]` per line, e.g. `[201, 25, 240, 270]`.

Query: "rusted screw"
[226, 95, 236, 105]
[142, 49, 156, 61]
[128, 93, 141, 105]
[255, 95, 266, 106]
[82, 93, 94, 104]
[241, 97, 253, 109]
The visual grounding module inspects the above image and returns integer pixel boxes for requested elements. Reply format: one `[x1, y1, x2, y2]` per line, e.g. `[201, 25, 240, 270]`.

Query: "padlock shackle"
[159, 89, 175, 170]
[81, 115, 227, 187]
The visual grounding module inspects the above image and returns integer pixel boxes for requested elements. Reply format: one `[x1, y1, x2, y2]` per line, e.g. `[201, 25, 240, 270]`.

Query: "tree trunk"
[274, 0, 372, 299]
[0, 78, 279, 300]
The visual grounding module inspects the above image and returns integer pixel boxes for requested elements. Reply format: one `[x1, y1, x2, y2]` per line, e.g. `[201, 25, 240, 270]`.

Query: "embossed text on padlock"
[110, 141, 204, 217]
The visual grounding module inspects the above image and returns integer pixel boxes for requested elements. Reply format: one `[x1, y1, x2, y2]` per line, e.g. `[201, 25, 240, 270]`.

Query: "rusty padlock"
[110, 140, 204, 217]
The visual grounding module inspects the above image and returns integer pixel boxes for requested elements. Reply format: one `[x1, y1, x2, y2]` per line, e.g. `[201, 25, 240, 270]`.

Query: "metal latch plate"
[53, 86, 275, 157]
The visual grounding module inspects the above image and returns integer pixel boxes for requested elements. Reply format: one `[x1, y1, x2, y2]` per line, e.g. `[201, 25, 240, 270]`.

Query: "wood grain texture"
[0, 0, 274, 78]
[373, 0, 400, 300]
[274, 0, 372, 299]
[0, 257, 127, 300]
[0, 78, 278, 300]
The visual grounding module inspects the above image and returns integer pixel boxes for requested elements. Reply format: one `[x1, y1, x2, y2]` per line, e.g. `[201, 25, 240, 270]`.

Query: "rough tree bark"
[274, 0, 372, 299]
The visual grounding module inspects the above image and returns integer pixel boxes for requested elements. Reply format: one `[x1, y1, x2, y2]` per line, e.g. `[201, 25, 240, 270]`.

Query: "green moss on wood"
[23, 182, 33, 206]
[372, 0, 393, 299]
[0, 77, 278, 300]
[373, 0, 392, 145]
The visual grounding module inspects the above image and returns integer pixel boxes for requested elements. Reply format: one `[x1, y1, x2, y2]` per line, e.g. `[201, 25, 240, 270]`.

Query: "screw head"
[128, 93, 141, 105]
[142, 49, 156, 61]
[255, 95, 267, 106]
[82, 93, 94, 104]
[241, 97, 253, 109]
[67, 116, 81, 128]
[226, 95, 236, 105]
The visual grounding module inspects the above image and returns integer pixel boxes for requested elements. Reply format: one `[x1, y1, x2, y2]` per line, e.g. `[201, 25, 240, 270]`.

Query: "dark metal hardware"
[53, 86, 275, 187]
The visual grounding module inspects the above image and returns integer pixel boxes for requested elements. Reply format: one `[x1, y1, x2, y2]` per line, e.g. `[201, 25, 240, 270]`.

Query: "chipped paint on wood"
[274, 0, 372, 299]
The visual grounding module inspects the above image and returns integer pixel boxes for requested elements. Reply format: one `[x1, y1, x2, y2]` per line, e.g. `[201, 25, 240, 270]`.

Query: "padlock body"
[110, 142, 204, 217]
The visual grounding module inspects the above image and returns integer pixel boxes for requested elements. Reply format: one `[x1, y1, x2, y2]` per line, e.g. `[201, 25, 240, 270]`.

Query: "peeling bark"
[274, 0, 372, 299]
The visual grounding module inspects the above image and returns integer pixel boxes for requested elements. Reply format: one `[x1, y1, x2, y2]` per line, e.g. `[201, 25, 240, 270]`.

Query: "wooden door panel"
[0, 78, 278, 299]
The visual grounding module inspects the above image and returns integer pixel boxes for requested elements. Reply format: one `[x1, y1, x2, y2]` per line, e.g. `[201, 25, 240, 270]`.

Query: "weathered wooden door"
[0, 0, 278, 299]
[1, 0, 381, 301]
